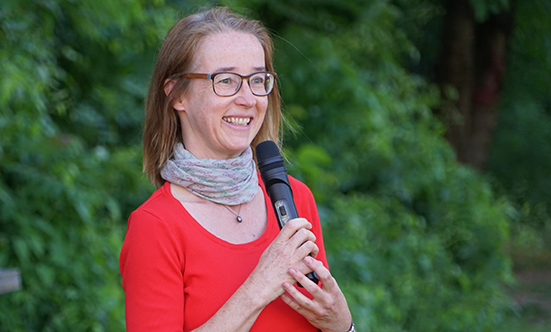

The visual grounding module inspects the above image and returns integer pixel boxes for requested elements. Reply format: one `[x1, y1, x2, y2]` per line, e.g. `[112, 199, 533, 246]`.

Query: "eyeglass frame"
[177, 71, 277, 97]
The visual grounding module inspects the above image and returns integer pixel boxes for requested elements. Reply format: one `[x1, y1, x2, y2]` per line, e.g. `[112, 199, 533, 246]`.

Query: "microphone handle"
[267, 183, 320, 286]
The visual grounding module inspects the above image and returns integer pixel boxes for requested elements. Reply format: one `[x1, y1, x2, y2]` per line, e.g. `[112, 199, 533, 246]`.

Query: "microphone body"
[256, 140, 319, 285]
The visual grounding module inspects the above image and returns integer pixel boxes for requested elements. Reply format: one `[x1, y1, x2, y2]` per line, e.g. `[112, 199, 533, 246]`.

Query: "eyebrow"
[213, 66, 267, 73]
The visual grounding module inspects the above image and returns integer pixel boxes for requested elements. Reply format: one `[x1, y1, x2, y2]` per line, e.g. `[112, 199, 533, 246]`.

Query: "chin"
[225, 142, 252, 157]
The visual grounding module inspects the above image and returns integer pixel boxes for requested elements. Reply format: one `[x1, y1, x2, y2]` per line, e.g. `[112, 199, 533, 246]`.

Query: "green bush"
[0, 0, 514, 331]
[0, 0, 161, 330]
[486, 0, 551, 233]
[246, 1, 513, 330]
[0, 141, 131, 331]
[323, 171, 511, 331]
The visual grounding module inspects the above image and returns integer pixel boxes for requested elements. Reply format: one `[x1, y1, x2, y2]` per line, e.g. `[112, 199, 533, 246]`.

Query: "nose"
[234, 79, 256, 107]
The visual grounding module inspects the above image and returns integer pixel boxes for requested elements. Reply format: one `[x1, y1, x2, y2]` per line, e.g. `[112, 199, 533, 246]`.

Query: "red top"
[119, 175, 328, 331]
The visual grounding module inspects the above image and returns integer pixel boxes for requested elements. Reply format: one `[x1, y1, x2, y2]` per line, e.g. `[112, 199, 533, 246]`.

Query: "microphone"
[256, 140, 319, 286]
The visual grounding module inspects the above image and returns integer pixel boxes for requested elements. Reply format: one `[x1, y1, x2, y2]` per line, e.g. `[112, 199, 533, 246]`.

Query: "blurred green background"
[1, 0, 550, 331]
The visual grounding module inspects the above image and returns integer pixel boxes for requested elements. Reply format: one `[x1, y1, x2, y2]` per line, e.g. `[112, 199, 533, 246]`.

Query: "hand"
[281, 256, 352, 332]
[247, 218, 319, 306]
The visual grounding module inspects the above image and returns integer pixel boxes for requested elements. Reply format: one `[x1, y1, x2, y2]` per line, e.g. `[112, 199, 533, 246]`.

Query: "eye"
[216, 77, 234, 85]
[250, 75, 265, 85]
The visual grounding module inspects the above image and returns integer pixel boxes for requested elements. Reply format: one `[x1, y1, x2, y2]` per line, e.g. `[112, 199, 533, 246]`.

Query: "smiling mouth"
[223, 117, 251, 126]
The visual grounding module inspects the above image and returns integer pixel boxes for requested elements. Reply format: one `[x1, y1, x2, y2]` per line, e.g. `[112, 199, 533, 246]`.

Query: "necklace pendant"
[236, 216, 243, 223]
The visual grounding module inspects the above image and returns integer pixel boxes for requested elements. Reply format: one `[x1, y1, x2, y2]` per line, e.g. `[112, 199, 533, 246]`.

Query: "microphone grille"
[256, 140, 280, 162]
[256, 140, 285, 172]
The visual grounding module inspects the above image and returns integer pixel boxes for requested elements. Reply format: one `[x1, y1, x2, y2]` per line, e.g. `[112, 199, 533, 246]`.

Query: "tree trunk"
[437, 0, 514, 170]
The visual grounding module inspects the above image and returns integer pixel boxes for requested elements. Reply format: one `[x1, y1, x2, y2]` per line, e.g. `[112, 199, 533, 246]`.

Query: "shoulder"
[288, 175, 318, 216]
[288, 175, 314, 200]
[128, 182, 185, 229]
[121, 183, 187, 264]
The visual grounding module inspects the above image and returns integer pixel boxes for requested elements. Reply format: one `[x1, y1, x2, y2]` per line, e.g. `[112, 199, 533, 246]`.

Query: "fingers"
[279, 218, 312, 240]
[250, 218, 321, 305]
[304, 256, 334, 289]
[281, 267, 332, 318]
[294, 241, 319, 260]
[306, 242, 319, 259]
[256, 217, 316, 276]
[277, 218, 317, 252]
[283, 219, 318, 277]
[282, 257, 353, 332]
[287, 256, 337, 297]
[281, 280, 315, 311]
[288, 218, 316, 245]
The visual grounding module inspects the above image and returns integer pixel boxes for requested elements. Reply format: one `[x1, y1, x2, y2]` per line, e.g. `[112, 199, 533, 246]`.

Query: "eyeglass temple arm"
[179, 73, 211, 79]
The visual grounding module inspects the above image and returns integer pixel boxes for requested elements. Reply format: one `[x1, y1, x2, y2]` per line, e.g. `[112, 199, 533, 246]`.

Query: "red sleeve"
[119, 209, 184, 332]
[289, 177, 328, 270]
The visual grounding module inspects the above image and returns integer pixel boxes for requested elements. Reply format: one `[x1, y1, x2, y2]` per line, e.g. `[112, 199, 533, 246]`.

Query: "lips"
[222, 116, 251, 126]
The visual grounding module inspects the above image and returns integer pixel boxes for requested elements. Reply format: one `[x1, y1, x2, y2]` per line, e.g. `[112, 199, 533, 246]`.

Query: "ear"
[164, 79, 186, 112]
[163, 78, 176, 97]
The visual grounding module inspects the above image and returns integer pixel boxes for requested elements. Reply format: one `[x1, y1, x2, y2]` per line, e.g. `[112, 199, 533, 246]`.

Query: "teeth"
[223, 117, 251, 126]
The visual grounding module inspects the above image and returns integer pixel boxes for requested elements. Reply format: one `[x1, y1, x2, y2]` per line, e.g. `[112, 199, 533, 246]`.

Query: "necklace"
[222, 204, 243, 222]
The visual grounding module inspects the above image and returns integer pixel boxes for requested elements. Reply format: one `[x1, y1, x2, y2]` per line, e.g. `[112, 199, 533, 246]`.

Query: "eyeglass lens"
[212, 72, 274, 96]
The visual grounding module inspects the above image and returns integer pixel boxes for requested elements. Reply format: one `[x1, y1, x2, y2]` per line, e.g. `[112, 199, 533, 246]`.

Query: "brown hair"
[143, 7, 282, 188]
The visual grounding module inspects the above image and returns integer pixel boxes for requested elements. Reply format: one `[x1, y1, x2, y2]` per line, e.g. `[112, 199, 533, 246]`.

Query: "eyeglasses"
[179, 71, 277, 97]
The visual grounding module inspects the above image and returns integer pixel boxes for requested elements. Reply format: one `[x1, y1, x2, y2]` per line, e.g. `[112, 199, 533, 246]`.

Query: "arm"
[120, 210, 185, 331]
[120, 209, 319, 332]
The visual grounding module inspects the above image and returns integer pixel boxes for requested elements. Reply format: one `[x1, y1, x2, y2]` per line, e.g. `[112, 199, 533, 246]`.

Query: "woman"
[119, 7, 353, 332]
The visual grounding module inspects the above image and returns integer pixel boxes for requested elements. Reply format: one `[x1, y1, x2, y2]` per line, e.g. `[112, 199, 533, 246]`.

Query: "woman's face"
[173, 31, 268, 160]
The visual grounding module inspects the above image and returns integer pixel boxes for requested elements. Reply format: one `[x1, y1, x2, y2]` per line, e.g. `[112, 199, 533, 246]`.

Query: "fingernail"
[305, 256, 314, 264]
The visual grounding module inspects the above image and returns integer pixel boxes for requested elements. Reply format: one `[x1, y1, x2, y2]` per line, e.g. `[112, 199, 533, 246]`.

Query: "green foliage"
[233, 0, 513, 330]
[325, 187, 511, 332]
[486, 0, 551, 232]
[0, 0, 163, 330]
[469, 0, 510, 22]
[1, 0, 517, 331]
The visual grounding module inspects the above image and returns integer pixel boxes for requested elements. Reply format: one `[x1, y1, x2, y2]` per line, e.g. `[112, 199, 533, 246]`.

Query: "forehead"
[193, 31, 265, 72]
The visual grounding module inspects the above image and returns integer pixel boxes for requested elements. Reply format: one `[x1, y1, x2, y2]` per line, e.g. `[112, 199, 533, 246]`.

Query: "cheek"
[260, 101, 269, 121]
[259, 98, 269, 114]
